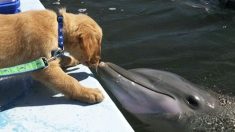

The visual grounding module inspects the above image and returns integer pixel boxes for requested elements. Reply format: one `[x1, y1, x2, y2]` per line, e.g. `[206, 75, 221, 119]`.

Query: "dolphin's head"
[97, 62, 218, 115]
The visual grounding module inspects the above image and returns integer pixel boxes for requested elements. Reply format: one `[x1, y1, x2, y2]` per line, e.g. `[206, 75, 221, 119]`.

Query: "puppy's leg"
[59, 55, 79, 68]
[32, 61, 104, 103]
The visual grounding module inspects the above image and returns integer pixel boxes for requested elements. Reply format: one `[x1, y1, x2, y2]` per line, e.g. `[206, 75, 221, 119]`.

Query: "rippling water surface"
[40, 0, 235, 131]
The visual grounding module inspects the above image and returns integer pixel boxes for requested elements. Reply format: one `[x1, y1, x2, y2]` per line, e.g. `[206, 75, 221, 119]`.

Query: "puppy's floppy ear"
[77, 25, 101, 62]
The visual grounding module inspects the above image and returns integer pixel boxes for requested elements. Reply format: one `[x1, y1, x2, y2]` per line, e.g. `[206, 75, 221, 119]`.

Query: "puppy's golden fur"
[0, 9, 104, 103]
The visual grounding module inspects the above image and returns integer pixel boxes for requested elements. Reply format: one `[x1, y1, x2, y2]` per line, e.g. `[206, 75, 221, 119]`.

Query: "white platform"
[0, 1, 134, 131]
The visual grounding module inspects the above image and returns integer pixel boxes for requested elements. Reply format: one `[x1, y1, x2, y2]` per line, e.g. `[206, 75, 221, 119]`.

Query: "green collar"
[0, 58, 48, 77]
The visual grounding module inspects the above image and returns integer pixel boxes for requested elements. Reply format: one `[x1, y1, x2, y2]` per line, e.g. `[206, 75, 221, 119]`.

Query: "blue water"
[40, 0, 235, 131]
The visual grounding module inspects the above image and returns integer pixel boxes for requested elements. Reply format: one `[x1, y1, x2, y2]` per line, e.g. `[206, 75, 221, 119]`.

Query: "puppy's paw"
[77, 88, 104, 104]
[86, 88, 104, 103]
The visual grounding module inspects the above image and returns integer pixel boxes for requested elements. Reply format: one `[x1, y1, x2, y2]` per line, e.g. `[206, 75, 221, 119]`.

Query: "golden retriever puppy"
[0, 9, 104, 103]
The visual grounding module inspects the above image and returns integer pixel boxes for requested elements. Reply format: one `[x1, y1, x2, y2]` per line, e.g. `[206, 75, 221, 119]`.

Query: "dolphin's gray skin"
[97, 62, 218, 116]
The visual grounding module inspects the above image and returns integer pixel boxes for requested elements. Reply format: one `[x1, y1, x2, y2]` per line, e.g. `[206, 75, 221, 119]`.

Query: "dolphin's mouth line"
[105, 63, 176, 100]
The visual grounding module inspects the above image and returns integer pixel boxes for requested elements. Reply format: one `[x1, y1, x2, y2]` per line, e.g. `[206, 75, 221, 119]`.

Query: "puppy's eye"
[78, 41, 85, 50]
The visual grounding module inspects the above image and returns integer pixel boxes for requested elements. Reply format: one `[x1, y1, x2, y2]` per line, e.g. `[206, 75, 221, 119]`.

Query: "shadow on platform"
[0, 70, 95, 111]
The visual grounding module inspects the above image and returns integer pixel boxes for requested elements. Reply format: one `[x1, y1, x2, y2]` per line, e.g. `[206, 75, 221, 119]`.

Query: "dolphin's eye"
[186, 95, 199, 109]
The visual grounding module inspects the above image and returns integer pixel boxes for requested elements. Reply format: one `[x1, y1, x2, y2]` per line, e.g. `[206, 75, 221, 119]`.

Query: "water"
[40, 0, 235, 131]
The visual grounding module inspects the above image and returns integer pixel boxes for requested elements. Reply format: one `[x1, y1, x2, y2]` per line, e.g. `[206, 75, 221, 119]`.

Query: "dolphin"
[96, 62, 218, 116]
[96, 62, 220, 131]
